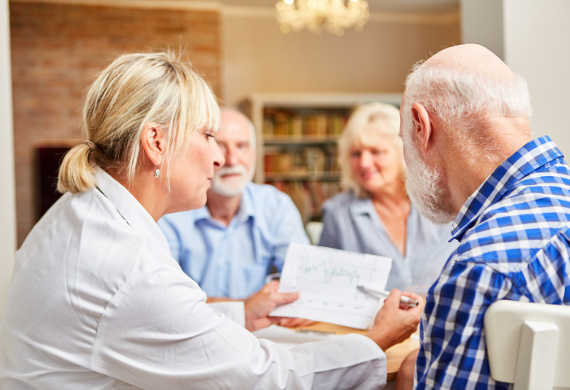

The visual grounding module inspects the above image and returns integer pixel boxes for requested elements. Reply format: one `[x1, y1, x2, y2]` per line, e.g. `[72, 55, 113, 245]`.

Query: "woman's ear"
[141, 122, 166, 166]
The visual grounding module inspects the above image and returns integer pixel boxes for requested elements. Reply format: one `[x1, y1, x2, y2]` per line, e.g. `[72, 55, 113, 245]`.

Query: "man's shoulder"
[456, 178, 570, 265]
[474, 165, 570, 225]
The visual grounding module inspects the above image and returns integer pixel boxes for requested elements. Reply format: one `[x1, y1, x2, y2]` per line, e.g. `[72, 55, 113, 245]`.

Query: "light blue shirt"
[319, 190, 456, 291]
[158, 182, 310, 299]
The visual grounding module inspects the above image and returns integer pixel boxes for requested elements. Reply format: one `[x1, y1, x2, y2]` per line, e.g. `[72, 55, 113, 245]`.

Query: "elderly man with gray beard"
[159, 107, 310, 301]
[394, 43, 570, 390]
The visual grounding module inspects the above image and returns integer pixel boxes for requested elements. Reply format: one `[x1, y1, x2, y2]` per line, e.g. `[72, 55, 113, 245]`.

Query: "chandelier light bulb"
[275, 0, 370, 36]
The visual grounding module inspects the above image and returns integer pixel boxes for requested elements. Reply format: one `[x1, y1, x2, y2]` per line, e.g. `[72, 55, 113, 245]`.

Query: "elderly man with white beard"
[394, 43, 570, 390]
[159, 107, 309, 300]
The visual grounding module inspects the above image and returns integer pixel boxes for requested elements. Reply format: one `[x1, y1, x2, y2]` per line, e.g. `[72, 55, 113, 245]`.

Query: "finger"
[276, 317, 299, 328]
[271, 316, 295, 326]
[402, 292, 426, 311]
[256, 317, 279, 331]
[262, 280, 280, 292]
[384, 288, 404, 307]
[296, 319, 316, 326]
[401, 291, 424, 303]
[279, 317, 312, 328]
[271, 291, 300, 306]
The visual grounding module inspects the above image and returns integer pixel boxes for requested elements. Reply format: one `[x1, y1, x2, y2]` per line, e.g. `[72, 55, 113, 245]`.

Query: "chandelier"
[275, 0, 370, 36]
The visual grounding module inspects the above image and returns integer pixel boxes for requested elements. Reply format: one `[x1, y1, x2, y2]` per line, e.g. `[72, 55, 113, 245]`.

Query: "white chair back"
[484, 300, 570, 390]
[305, 221, 323, 245]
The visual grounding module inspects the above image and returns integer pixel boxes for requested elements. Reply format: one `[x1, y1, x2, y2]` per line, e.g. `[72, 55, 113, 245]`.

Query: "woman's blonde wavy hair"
[57, 51, 220, 194]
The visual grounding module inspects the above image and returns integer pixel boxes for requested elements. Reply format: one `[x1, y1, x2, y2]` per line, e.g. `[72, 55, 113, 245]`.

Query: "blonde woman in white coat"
[0, 52, 423, 389]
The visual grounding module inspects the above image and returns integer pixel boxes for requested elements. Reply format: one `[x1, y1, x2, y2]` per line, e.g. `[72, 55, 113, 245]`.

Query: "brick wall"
[10, 2, 221, 246]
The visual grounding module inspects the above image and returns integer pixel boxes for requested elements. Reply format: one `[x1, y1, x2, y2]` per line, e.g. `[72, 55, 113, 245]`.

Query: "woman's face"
[349, 134, 403, 195]
[167, 126, 225, 213]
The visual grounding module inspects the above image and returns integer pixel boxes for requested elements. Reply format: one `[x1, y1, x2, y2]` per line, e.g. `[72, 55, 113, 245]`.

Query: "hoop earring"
[154, 166, 160, 178]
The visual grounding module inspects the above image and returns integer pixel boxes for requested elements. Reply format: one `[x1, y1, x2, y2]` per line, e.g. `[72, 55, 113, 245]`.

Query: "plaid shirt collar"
[450, 135, 563, 241]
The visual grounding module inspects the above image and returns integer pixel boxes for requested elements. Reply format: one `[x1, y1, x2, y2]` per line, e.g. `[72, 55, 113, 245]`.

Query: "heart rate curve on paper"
[301, 258, 364, 286]
[271, 243, 393, 329]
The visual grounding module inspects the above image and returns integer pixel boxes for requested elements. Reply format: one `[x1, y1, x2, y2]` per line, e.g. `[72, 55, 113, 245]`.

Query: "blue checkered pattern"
[416, 136, 570, 389]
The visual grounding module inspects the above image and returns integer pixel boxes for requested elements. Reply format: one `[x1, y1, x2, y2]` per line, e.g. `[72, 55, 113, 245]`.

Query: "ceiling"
[216, 0, 460, 13]
[12, 0, 460, 14]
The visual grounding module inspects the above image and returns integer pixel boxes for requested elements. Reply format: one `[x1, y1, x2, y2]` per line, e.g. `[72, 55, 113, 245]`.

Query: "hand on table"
[365, 289, 425, 351]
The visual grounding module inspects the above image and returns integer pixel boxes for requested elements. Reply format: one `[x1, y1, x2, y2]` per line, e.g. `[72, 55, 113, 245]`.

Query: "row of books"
[263, 108, 348, 139]
[263, 146, 339, 175]
[271, 180, 341, 222]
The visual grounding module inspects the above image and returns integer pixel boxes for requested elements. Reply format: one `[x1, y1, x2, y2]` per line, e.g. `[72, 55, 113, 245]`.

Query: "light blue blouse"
[319, 190, 457, 291]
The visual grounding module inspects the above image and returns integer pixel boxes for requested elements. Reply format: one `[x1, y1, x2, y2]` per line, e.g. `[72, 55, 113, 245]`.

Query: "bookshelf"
[238, 92, 402, 223]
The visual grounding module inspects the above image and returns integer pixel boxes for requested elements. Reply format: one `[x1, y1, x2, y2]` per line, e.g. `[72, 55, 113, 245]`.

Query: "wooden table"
[293, 322, 420, 382]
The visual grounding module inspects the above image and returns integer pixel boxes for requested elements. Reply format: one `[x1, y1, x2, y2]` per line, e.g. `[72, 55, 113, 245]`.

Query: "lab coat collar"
[94, 168, 171, 254]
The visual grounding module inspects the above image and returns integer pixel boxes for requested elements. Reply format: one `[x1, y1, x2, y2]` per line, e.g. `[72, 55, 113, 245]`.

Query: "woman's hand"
[364, 289, 425, 351]
[277, 317, 317, 328]
[243, 281, 301, 332]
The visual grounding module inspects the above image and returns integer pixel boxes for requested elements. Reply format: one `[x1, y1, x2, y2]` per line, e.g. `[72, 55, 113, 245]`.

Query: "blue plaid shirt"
[416, 136, 570, 389]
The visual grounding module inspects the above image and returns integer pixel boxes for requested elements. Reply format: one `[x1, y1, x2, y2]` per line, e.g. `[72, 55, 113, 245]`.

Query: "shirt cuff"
[207, 301, 246, 327]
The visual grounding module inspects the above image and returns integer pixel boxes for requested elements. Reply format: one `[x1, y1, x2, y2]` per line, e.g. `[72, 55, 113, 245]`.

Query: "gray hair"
[401, 60, 532, 156]
[57, 51, 220, 193]
[338, 102, 403, 197]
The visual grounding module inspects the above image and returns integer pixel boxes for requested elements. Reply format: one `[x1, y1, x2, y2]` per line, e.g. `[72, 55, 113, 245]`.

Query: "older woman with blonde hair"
[0, 53, 423, 389]
[319, 102, 455, 291]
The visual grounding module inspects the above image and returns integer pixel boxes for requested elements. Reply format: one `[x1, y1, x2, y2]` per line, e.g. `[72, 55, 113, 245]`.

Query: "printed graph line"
[296, 256, 379, 287]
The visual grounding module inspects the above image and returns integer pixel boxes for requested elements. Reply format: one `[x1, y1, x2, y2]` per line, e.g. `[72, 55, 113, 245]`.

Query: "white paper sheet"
[270, 243, 392, 329]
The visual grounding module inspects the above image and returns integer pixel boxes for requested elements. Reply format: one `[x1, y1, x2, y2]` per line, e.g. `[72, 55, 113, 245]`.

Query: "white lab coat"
[0, 168, 387, 389]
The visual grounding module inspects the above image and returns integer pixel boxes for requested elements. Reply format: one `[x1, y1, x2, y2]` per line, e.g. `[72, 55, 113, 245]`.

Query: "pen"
[356, 285, 419, 308]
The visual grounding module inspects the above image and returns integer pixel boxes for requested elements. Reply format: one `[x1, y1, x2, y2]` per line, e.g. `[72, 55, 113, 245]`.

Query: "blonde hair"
[57, 51, 220, 193]
[338, 102, 402, 197]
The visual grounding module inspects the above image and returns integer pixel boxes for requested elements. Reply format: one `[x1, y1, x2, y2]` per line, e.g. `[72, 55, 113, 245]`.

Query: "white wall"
[221, 7, 461, 106]
[460, 0, 504, 58]
[461, 0, 570, 157]
[0, 0, 16, 318]
[503, 0, 570, 156]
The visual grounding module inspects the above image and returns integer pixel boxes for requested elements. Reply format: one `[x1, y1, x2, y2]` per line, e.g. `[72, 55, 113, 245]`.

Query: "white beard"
[402, 117, 455, 225]
[210, 165, 250, 197]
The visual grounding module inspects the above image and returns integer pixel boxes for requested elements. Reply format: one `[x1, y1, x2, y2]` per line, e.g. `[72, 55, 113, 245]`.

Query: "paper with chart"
[270, 243, 392, 329]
